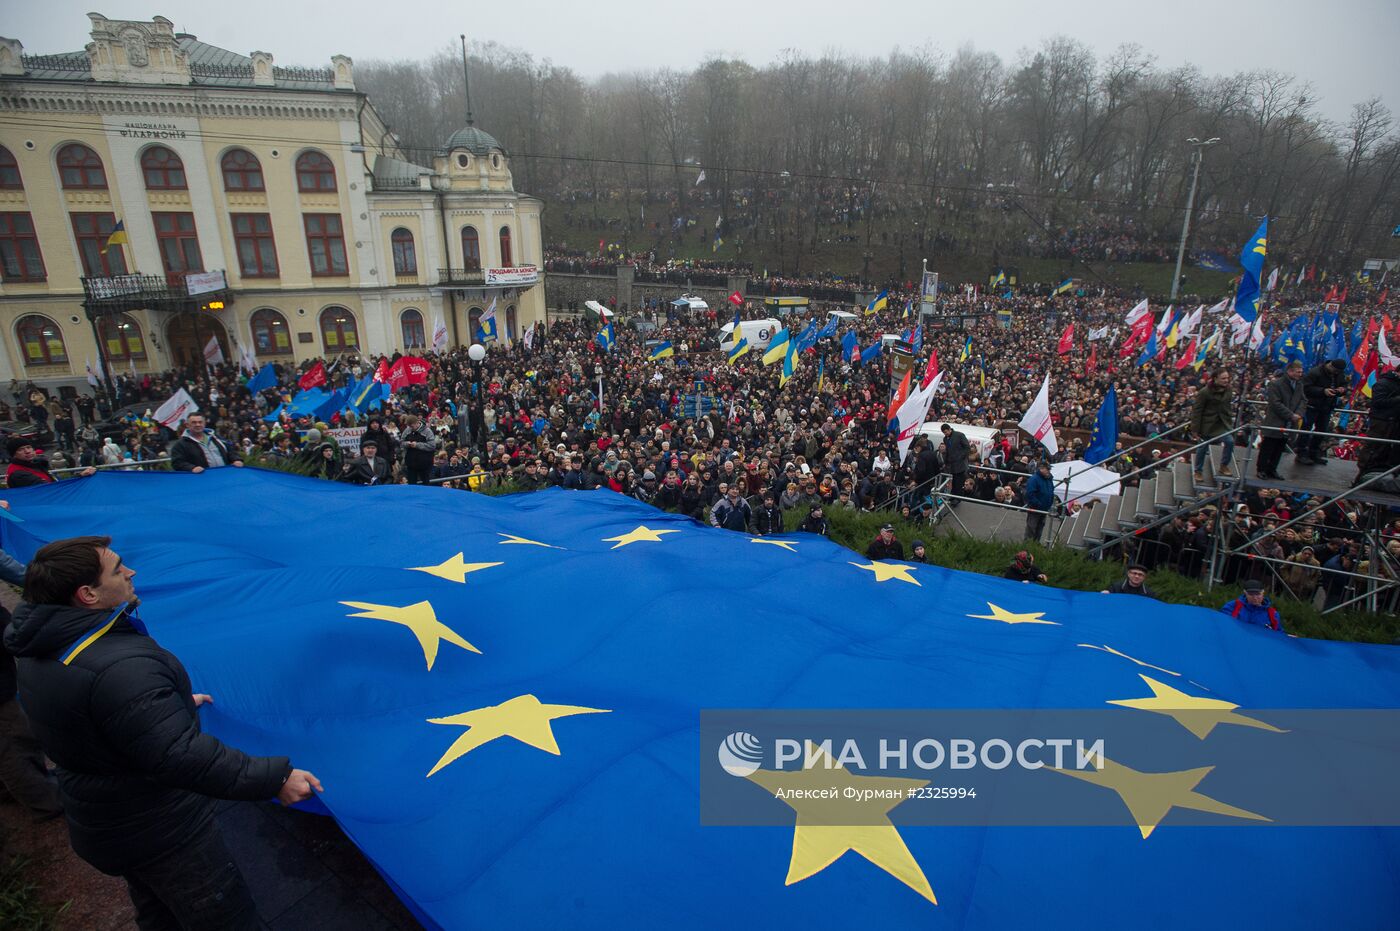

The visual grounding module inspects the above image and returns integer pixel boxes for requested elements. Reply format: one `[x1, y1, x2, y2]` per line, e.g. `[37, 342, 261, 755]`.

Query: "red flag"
[388, 356, 433, 391]
[598, 238, 605, 253]
[727, 291, 744, 307]
[1175, 336, 1198, 370]
[1378, 291, 1389, 307]
[886, 368, 913, 424]
[1339, 286, 1349, 304]
[1382, 313, 1394, 332]
[921, 348, 940, 388]
[1057, 323, 1075, 355]
[1324, 284, 1340, 302]
[1085, 344, 1097, 375]
[1119, 314, 1153, 357]
[373, 358, 391, 383]
[298, 361, 327, 391]
[1306, 264, 1316, 282]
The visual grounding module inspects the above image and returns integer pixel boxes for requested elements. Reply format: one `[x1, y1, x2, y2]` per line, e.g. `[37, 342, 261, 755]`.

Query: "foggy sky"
[8, 0, 1396, 125]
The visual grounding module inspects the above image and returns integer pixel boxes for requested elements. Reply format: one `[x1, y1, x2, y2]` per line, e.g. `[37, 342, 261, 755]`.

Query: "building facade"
[0, 13, 544, 390]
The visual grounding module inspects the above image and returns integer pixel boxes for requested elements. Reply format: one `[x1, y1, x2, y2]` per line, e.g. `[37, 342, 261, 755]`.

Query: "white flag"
[1156, 305, 1176, 335]
[694, 169, 706, 187]
[1087, 325, 1110, 341]
[1205, 297, 1231, 314]
[203, 335, 224, 366]
[1295, 266, 1306, 287]
[894, 372, 942, 465]
[1179, 305, 1204, 337]
[1229, 313, 1253, 346]
[1380, 328, 1400, 367]
[85, 358, 100, 387]
[1266, 267, 1279, 291]
[431, 313, 449, 352]
[1018, 373, 1058, 456]
[523, 322, 535, 350]
[1124, 298, 1150, 326]
[153, 388, 199, 429]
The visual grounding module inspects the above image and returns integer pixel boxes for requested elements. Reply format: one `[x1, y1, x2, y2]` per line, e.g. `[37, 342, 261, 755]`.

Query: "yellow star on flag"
[498, 533, 559, 548]
[967, 602, 1057, 625]
[425, 694, 610, 777]
[603, 525, 680, 549]
[751, 538, 799, 552]
[747, 744, 936, 904]
[1050, 755, 1270, 838]
[1107, 674, 1287, 740]
[849, 561, 921, 586]
[340, 600, 479, 670]
[409, 553, 504, 584]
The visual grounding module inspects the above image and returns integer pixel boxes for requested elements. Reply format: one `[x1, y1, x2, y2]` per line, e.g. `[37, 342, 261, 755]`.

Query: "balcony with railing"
[81, 270, 228, 313]
[435, 268, 486, 287]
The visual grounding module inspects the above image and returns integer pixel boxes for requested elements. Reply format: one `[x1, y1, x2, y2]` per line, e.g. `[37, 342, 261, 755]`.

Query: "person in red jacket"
[6, 438, 96, 487]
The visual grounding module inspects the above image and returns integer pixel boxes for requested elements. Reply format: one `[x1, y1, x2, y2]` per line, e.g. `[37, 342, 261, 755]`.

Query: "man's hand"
[80, 467, 97, 477]
[192, 693, 213, 707]
[277, 769, 324, 806]
[0, 500, 8, 511]
[232, 460, 245, 468]
[191, 466, 205, 474]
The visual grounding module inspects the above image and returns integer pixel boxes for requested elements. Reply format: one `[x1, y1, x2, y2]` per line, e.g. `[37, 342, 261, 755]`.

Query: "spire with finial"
[459, 34, 474, 126]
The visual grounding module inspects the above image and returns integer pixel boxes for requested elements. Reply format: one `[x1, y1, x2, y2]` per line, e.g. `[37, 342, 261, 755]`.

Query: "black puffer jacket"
[3, 603, 289, 874]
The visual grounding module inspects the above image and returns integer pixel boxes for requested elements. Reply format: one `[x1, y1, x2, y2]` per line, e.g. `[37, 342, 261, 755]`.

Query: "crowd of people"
[0, 276, 1395, 620]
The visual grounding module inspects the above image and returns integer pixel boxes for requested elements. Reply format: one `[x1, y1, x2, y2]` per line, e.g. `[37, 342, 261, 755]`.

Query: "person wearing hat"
[1219, 579, 1284, 632]
[1102, 564, 1156, 598]
[909, 540, 928, 563]
[1003, 550, 1047, 584]
[6, 438, 96, 487]
[1298, 358, 1348, 465]
[865, 523, 904, 560]
[339, 439, 391, 486]
[753, 492, 785, 536]
[799, 503, 830, 536]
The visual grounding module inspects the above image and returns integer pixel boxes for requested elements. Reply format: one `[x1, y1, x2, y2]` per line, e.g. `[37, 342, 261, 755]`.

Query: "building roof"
[12, 35, 339, 90]
[372, 154, 432, 189]
[439, 124, 505, 157]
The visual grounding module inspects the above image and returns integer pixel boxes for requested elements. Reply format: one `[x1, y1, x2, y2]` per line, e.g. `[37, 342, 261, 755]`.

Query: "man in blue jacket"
[1219, 579, 1284, 632]
[1024, 460, 1055, 542]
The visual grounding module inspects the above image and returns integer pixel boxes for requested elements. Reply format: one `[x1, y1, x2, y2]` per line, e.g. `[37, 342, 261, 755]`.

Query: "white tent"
[827, 310, 858, 320]
[584, 300, 614, 318]
[1050, 460, 1121, 506]
[671, 295, 709, 312]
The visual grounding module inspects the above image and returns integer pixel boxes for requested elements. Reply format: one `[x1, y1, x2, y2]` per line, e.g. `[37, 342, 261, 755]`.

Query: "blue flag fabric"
[1136, 330, 1159, 366]
[1233, 217, 1268, 323]
[1083, 386, 1118, 465]
[815, 316, 839, 341]
[5, 472, 1399, 930]
[245, 363, 277, 393]
[312, 387, 349, 423]
[859, 340, 883, 366]
[841, 329, 858, 362]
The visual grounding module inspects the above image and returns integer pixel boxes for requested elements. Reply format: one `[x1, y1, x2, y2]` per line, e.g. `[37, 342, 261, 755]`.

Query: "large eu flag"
[2, 470, 1397, 929]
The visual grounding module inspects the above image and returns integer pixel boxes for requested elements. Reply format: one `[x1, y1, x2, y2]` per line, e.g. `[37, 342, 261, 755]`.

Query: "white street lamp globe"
[467, 343, 486, 362]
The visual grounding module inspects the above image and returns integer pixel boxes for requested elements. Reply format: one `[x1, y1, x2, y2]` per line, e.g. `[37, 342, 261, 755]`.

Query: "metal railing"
[51, 457, 172, 476]
[435, 268, 486, 286]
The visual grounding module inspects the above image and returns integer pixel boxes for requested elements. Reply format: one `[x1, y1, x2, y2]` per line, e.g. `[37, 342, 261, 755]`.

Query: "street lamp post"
[1170, 136, 1221, 301]
[467, 342, 486, 450]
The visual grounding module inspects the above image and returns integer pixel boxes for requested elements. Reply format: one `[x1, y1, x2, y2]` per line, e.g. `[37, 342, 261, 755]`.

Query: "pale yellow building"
[0, 13, 545, 391]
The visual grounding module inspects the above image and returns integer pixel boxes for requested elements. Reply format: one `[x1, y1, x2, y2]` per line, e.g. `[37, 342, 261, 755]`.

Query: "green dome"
[439, 124, 504, 156]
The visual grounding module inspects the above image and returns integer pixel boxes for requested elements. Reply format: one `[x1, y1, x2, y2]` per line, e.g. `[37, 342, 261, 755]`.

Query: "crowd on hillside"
[3, 279, 1397, 615]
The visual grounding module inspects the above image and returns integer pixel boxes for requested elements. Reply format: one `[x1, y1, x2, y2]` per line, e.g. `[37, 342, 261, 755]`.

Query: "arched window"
[250, 308, 292, 355]
[468, 307, 483, 340]
[16, 314, 68, 365]
[499, 226, 513, 267]
[506, 305, 517, 341]
[57, 144, 106, 189]
[221, 149, 264, 191]
[141, 146, 186, 190]
[296, 151, 337, 193]
[97, 313, 147, 361]
[391, 228, 417, 276]
[0, 146, 22, 190]
[461, 226, 480, 271]
[401, 308, 426, 349]
[319, 306, 358, 353]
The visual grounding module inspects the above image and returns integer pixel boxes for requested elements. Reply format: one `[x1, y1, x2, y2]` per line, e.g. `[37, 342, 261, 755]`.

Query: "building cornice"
[0, 79, 361, 121]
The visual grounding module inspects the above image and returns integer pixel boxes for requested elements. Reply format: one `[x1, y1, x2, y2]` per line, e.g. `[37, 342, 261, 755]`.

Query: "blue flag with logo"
[3, 471, 1398, 930]
[841, 329, 858, 363]
[1083, 386, 1118, 465]
[1233, 217, 1268, 323]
